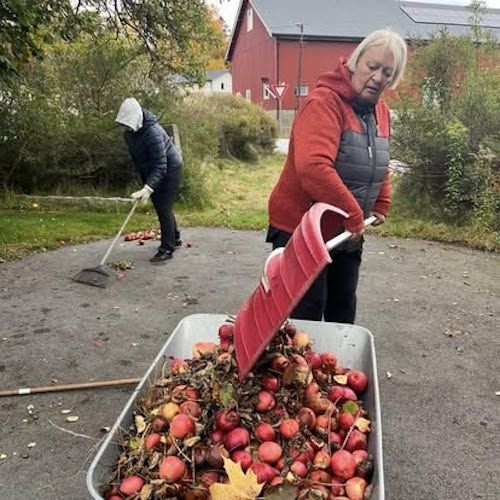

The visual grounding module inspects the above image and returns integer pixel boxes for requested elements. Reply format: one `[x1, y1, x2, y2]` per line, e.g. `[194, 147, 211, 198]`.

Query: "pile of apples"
[105, 322, 375, 499]
[123, 229, 158, 242]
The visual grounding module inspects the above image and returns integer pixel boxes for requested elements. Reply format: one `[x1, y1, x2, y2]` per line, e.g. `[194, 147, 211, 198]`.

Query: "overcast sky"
[207, 0, 500, 29]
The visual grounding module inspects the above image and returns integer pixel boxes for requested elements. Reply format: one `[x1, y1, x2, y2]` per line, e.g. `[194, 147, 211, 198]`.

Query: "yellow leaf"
[135, 415, 146, 434]
[210, 457, 264, 500]
[355, 417, 371, 433]
[333, 375, 348, 385]
[140, 484, 153, 500]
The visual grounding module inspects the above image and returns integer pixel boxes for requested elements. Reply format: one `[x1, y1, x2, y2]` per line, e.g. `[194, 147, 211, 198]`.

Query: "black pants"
[268, 228, 362, 324]
[150, 168, 181, 253]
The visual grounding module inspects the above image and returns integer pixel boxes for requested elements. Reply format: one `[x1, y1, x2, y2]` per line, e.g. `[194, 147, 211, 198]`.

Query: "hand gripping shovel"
[73, 199, 139, 288]
[234, 203, 376, 380]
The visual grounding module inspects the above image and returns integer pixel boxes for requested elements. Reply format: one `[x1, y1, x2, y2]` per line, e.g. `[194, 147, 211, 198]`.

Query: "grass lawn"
[1, 153, 498, 261]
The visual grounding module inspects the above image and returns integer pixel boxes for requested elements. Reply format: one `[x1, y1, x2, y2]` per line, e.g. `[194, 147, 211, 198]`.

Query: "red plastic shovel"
[234, 203, 376, 380]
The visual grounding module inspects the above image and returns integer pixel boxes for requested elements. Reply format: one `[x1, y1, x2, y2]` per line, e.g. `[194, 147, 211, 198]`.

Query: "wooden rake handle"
[0, 378, 141, 397]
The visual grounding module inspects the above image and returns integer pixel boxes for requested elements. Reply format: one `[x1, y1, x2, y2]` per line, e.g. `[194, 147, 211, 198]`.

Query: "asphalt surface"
[0, 228, 499, 499]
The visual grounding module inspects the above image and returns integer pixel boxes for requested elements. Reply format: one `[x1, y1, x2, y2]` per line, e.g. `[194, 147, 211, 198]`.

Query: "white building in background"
[172, 70, 232, 96]
[201, 70, 232, 96]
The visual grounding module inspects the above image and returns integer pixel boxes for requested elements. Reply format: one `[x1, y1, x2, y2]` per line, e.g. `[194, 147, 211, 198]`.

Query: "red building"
[226, 0, 500, 135]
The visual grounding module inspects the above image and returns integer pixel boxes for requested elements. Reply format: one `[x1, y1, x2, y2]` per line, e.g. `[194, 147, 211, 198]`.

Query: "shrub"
[392, 27, 499, 230]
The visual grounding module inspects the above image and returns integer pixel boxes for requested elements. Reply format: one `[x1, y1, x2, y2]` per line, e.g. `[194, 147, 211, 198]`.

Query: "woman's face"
[350, 45, 395, 104]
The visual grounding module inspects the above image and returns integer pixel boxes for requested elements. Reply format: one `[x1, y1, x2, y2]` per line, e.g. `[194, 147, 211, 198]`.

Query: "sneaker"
[175, 238, 183, 247]
[150, 250, 173, 263]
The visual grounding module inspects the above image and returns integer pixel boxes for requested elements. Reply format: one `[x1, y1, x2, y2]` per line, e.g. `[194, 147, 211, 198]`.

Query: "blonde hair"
[347, 29, 408, 89]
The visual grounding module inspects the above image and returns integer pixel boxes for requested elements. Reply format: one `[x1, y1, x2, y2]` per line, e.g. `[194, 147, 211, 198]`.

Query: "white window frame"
[295, 84, 309, 97]
[245, 89, 251, 102]
[247, 8, 253, 32]
[263, 83, 273, 100]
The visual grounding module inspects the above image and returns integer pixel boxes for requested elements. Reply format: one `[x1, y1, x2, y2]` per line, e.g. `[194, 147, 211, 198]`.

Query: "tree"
[0, 0, 224, 82]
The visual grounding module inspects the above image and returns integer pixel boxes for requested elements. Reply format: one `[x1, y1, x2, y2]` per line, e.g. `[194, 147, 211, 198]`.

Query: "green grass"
[1, 154, 498, 261]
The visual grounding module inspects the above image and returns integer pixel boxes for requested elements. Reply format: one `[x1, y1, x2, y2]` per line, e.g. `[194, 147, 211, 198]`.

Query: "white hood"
[115, 97, 143, 132]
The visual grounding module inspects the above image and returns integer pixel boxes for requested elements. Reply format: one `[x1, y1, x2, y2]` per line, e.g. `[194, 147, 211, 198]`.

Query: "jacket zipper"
[363, 114, 377, 213]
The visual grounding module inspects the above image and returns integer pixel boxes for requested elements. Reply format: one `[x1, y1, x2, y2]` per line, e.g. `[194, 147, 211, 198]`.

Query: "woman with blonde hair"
[266, 29, 408, 323]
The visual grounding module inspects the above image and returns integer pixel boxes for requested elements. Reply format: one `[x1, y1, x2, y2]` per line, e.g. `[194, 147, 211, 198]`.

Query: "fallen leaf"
[128, 436, 141, 449]
[135, 415, 146, 433]
[386, 371, 393, 379]
[140, 484, 153, 500]
[100, 426, 111, 433]
[342, 401, 359, 415]
[0, 453, 7, 460]
[354, 417, 371, 433]
[61, 409, 72, 414]
[66, 415, 79, 422]
[333, 375, 348, 385]
[495, 391, 500, 396]
[27, 442, 36, 448]
[184, 436, 201, 447]
[210, 456, 264, 500]
[265, 484, 298, 499]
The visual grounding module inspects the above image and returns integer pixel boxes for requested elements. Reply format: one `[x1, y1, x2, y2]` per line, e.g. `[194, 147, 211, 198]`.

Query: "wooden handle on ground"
[0, 378, 142, 397]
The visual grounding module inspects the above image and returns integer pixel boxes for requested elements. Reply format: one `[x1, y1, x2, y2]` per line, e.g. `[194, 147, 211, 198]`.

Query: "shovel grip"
[325, 215, 377, 252]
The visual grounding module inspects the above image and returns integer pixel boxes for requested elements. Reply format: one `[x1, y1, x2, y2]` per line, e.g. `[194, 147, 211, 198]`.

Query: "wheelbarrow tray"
[86, 313, 385, 499]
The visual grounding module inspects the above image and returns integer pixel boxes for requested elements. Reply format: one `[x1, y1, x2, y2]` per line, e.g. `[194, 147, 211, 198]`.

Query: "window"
[247, 8, 253, 31]
[245, 89, 251, 102]
[295, 84, 309, 97]
[221, 82, 225, 90]
[263, 84, 273, 100]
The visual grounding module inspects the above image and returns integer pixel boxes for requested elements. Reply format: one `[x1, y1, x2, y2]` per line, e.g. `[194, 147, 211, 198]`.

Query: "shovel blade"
[234, 203, 348, 380]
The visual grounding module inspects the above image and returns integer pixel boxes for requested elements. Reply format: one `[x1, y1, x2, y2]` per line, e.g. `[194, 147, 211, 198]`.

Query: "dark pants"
[150, 168, 181, 253]
[268, 228, 362, 324]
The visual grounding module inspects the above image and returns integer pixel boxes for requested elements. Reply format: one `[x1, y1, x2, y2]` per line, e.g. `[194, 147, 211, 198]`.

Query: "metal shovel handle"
[99, 199, 140, 266]
[261, 215, 377, 292]
[325, 215, 377, 252]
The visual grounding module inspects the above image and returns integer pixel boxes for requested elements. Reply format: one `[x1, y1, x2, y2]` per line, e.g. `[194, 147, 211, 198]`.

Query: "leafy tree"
[0, 0, 224, 82]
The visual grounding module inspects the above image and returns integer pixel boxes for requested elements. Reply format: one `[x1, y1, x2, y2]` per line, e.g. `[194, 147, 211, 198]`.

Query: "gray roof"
[206, 69, 230, 81]
[227, 0, 500, 59]
[252, 0, 500, 38]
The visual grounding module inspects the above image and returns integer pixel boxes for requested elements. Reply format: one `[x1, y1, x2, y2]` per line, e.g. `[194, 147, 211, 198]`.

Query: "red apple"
[345, 476, 367, 500]
[321, 352, 337, 372]
[290, 460, 308, 477]
[218, 323, 234, 340]
[257, 441, 283, 464]
[338, 412, 355, 430]
[345, 430, 367, 452]
[255, 422, 276, 442]
[144, 432, 160, 449]
[327, 385, 345, 402]
[169, 413, 195, 439]
[279, 418, 300, 439]
[297, 407, 316, 430]
[119, 476, 144, 495]
[255, 391, 276, 413]
[159, 456, 186, 482]
[347, 370, 368, 394]
[261, 375, 280, 392]
[306, 351, 322, 369]
[352, 449, 368, 465]
[215, 410, 240, 432]
[231, 450, 253, 471]
[225, 427, 250, 451]
[330, 450, 357, 480]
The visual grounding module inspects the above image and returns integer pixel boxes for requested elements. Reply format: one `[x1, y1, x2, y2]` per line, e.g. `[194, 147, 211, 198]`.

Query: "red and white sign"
[270, 83, 288, 100]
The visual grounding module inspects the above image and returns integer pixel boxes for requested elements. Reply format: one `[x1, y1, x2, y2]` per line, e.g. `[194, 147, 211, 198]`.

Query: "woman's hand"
[370, 211, 386, 226]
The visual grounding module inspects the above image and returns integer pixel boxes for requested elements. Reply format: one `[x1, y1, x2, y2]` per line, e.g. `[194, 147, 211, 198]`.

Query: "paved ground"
[0, 228, 498, 499]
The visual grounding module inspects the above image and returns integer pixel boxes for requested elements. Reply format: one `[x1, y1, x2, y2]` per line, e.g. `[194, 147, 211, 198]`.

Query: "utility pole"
[295, 22, 304, 113]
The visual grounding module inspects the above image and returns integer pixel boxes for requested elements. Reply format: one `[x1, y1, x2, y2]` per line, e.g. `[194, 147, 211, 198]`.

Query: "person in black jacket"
[115, 98, 183, 263]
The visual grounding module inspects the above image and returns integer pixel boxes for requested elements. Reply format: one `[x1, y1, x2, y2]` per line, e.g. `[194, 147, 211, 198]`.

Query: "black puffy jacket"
[124, 109, 182, 190]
